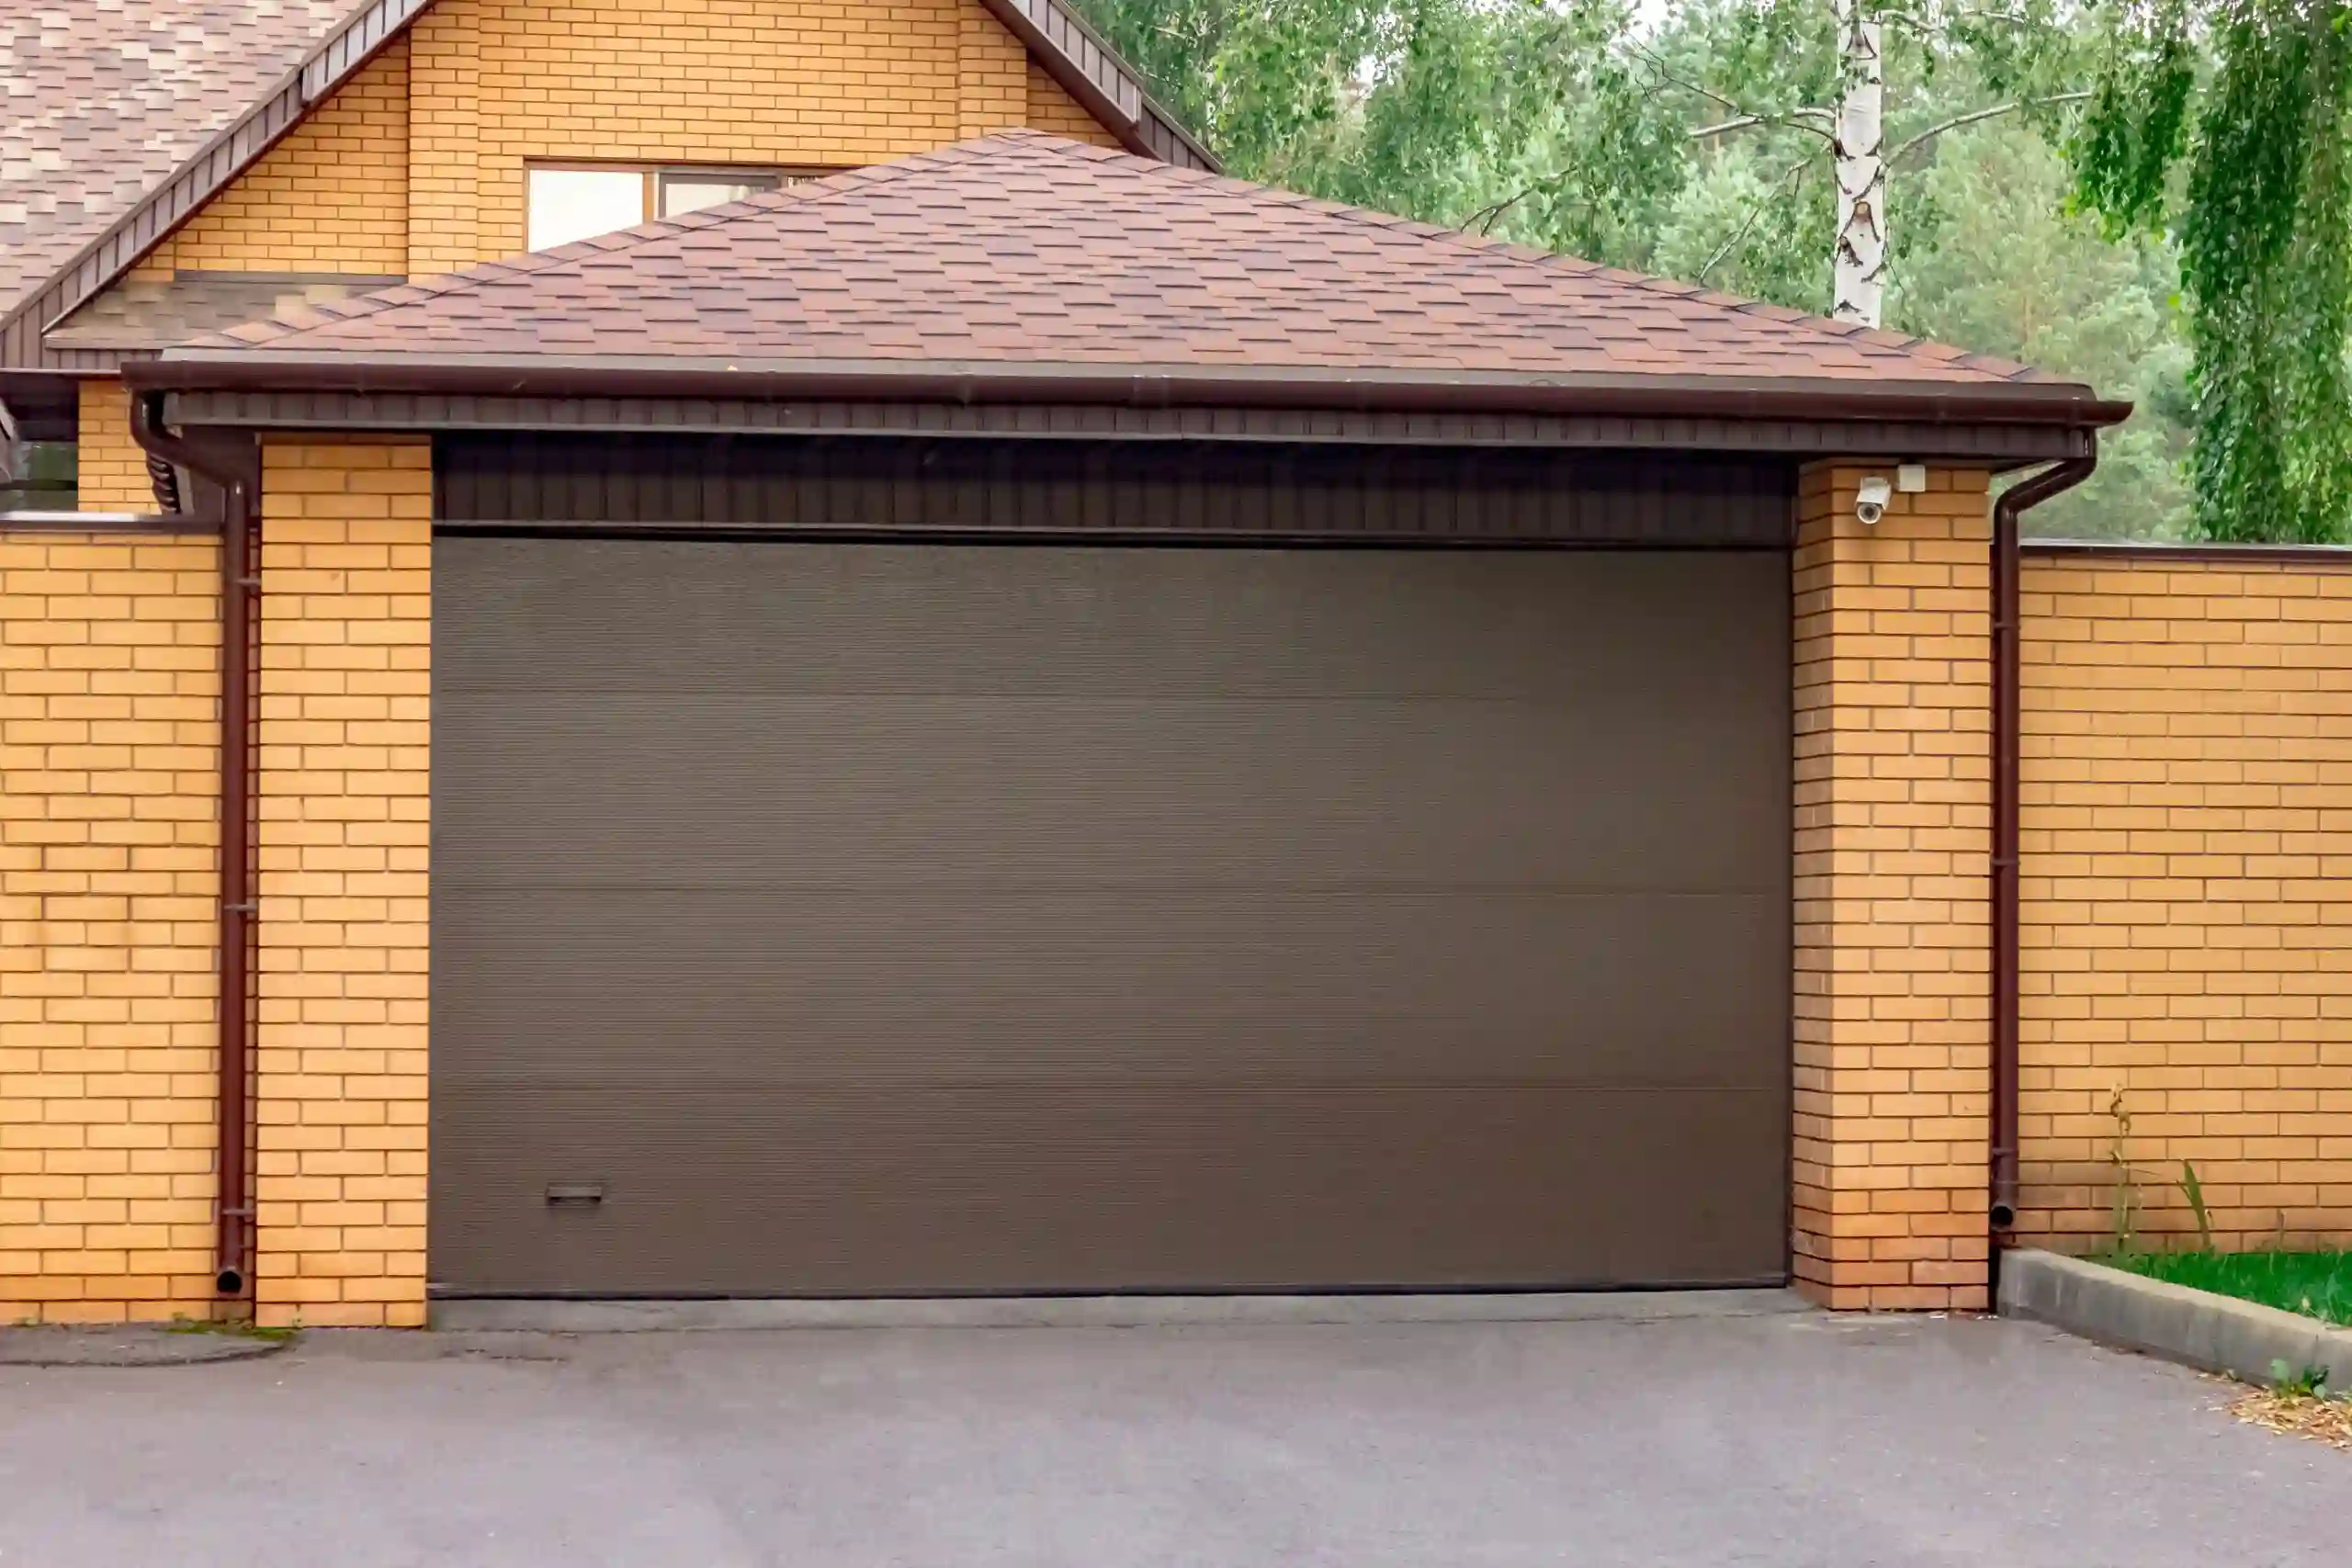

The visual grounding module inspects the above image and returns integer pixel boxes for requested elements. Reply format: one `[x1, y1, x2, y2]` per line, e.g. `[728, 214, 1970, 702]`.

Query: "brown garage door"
[431, 539, 1790, 1295]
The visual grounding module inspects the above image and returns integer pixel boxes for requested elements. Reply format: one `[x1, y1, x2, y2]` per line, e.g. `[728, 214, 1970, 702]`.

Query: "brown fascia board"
[974, 0, 1217, 170]
[124, 352, 2136, 431]
[0, 0, 432, 377]
[1, 0, 1212, 377]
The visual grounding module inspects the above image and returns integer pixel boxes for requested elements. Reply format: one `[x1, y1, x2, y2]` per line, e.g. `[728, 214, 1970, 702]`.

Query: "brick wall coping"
[2025, 538, 2352, 565]
[0, 512, 211, 533]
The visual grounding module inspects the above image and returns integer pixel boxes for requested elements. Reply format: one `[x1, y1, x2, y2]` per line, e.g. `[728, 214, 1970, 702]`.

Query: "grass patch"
[2105, 1249, 2352, 1327]
[164, 1314, 300, 1343]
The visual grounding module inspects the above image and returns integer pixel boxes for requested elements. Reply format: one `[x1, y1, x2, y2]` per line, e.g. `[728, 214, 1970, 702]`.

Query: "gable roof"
[0, 0, 350, 315]
[148, 133, 2127, 437]
[0, 0, 1210, 378]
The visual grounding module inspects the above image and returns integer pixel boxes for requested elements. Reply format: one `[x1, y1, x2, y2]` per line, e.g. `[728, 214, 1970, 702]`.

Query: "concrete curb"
[0, 1325, 295, 1368]
[433, 1286, 1811, 1334]
[1999, 1248, 2352, 1387]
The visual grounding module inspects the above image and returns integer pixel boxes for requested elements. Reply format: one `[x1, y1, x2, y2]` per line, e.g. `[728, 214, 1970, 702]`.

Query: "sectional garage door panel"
[432, 1086, 1786, 1296]
[430, 539, 1792, 1296]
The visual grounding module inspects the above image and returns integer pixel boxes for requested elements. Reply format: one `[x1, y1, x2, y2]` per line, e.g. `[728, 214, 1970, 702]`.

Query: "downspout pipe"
[130, 391, 261, 1299]
[1988, 451, 2098, 1257]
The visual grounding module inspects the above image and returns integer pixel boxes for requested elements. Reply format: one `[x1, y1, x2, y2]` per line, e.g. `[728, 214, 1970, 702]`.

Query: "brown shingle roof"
[44, 271, 406, 351]
[0, 0, 349, 313]
[180, 133, 2089, 399]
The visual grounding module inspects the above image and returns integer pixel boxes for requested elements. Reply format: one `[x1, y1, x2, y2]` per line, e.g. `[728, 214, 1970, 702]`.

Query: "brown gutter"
[126, 354, 2137, 431]
[129, 392, 262, 1299]
[1988, 453, 2098, 1261]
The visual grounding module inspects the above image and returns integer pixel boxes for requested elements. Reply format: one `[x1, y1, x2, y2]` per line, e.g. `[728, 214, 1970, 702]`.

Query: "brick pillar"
[254, 438, 431, 1327]
[1792, 463, 1996, 1310]
[408, 0, 481, 274]
[958, 6, 1029, 139]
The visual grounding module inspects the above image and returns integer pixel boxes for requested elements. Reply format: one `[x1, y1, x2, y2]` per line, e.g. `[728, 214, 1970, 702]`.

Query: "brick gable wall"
[1027, 61, 1123, 149]
[131, 39, 413, 281]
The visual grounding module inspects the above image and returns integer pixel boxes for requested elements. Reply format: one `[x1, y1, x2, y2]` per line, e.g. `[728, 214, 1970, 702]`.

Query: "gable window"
[525, 164, 815, 252]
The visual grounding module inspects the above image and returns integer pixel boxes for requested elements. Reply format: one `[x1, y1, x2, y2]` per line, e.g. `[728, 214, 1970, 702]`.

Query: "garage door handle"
[546, 1182, 605, 1206]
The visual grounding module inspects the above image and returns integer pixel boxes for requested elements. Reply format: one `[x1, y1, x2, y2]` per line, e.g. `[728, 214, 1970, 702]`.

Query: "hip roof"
[146, 132, 2126, 438]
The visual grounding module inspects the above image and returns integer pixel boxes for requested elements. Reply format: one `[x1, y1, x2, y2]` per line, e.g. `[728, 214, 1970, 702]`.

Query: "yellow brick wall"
[0, 532, 221, 1324]
[133, 39, 411, 279]
[461, 0, 1009, 262]
[1027, 61, 1124, 149]
[103, 0, 1131, 288]
[2018, 552, 2352, 1251]
[75, 381, 154, 514]
[407, 0, 482, 277]
[958, 4, 1029, 139]
[1792, 464, 1996, 1310]
[254, 438, 431, 1329]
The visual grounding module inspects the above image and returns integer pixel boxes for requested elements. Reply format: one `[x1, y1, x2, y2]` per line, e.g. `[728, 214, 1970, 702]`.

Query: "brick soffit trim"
[0, 0, 1209, 378]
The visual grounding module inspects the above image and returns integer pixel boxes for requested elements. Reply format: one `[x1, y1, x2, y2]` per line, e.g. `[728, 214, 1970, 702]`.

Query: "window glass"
[657, 173, 783, 219]
[526, 168, 647, 251]
[0, 441, 77, 513]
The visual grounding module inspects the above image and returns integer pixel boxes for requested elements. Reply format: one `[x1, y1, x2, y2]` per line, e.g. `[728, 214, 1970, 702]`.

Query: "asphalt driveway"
[1, 1301, 2344, 1567]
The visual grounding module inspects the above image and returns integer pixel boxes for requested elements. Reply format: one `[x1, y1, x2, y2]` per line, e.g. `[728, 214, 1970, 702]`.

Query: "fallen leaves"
[2230, 1388, 2352, 1451]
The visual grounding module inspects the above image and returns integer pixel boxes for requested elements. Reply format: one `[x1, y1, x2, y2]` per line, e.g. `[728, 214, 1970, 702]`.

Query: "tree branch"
[1692, 114, 1775, 140]
[1698, 157, 1820, 282]
[1887, 91, 2091, 164]
[1634, 47, 1835, 143]
[1878, 4, 2051, 31]
[1461, 170, 1574, 236]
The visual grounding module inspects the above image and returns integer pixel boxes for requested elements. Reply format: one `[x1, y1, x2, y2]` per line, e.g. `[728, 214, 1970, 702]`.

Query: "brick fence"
[0, 530, 223, 1322]
[2017, 548, 2352, 1254]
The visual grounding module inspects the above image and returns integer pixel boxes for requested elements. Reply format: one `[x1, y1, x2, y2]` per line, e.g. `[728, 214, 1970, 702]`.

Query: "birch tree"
[1832, 0, 1890, 321]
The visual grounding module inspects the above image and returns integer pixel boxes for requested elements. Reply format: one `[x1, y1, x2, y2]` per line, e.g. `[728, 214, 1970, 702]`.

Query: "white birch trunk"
[1831, 0, 1887, 325]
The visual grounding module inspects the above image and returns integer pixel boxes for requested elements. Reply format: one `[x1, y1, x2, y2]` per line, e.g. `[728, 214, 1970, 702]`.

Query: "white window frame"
[525, 162, 831, 252]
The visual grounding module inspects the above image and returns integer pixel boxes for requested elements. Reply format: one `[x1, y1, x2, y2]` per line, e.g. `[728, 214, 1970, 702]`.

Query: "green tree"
[1073, 0, 2196, 536]
[1896, 119, 2192, 536]
[1070, 0, 1686, 254]
[2074, 0, 2352, 541]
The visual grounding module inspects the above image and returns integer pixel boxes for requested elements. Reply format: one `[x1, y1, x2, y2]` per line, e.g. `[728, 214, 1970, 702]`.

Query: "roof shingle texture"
[0, 0, 351, 313]
[201, 133, 2052, 386]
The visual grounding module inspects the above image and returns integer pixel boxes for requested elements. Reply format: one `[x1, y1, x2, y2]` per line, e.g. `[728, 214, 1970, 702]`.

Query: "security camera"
[1855, 476, 1893, 526]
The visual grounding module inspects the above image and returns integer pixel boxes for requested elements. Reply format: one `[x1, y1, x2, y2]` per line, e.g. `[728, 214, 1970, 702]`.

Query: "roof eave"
[122, 353, 2135, 432]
